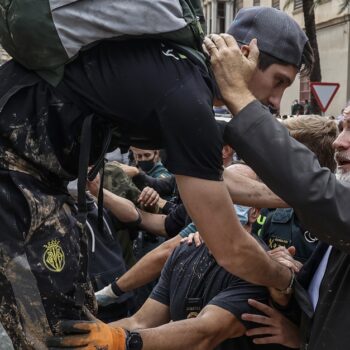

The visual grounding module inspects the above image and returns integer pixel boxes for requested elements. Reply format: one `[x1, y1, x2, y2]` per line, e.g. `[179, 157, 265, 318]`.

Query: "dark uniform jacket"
[261, 208, 318, 263]
[225, 100, 350, 350]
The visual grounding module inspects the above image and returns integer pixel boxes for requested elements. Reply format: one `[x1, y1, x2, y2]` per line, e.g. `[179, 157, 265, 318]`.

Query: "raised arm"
[87, 175, 139, 223]
[206, 33, 350, 253]
[223, 168, 288, 208]
[176, 175, 292, 290]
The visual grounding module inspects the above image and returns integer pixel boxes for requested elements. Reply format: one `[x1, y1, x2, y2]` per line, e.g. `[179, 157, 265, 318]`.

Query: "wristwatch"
[126, 331, 143, 350]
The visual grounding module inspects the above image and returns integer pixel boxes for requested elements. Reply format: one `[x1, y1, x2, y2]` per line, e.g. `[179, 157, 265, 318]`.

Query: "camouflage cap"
[104, 161, 140, 204]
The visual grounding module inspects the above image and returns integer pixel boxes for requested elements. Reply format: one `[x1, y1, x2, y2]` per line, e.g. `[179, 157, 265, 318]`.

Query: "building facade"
[202, 0, 350, 116]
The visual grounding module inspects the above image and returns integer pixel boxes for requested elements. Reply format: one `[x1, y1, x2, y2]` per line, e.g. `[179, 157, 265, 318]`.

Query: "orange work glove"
[47, 319, 127, 350]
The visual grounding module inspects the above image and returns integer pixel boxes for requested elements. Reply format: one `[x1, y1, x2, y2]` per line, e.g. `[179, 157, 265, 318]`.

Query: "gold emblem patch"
[43, 239, 65, 272]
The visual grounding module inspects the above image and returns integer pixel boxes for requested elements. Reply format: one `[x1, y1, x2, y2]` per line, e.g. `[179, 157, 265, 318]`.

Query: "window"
[253, 0, 261, 6]
[272, 0, 280, 9]
[217, 2, 226, 33]
[294, 0, 303, 10]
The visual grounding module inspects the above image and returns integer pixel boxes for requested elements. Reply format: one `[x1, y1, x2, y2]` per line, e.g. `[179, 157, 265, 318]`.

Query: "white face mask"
[234, 205, 251, 226]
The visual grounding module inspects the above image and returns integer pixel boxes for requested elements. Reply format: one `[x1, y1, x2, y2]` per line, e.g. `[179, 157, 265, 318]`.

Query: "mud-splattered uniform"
[0, 39, 223, 348]
[0, 62, 99, 349]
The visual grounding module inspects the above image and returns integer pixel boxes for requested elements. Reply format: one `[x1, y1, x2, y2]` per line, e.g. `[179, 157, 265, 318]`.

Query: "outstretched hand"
[95, 283, 119, 308]
[47, 319, 127, 350]
[138, 186, 160, 207]
[268, 246, 303, 273]
[203, 34, 258, 114]
[119, 163, 140, 178]
[242, 299, 301, 349]
[267, 246, 302, 305]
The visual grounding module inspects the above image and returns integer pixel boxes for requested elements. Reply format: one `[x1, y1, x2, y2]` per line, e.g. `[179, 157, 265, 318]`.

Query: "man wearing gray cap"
[223, 6, 313, 112]
[204, 6, 350, 350]
[46, 7, 313, 350]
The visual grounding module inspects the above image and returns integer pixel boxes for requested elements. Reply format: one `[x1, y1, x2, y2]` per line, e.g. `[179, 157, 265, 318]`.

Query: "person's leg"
[0, 170, 96, 348]
[0, 170, 35, 349]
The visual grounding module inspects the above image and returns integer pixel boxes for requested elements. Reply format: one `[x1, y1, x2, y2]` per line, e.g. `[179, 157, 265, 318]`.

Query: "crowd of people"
[290, 99, 313, 116]
[0, 4, 349, 350]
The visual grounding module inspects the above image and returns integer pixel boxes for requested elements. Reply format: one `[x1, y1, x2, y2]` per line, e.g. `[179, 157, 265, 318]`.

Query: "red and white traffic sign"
[310, 82, 340, 113]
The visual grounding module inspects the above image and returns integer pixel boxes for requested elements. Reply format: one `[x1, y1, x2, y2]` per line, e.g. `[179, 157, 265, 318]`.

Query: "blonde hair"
[283, 115, 338, 172]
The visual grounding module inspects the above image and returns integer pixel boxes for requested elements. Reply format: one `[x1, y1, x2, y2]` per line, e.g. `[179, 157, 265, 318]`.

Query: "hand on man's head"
[204, 34, 259, 115]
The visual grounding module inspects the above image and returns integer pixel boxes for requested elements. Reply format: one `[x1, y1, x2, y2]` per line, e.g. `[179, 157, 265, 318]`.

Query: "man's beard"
[335, 169, 350, 183]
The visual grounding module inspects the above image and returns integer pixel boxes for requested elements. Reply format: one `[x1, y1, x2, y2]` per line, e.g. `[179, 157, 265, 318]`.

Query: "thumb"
[287, 246, 296, 256]
[248, 38, 259, 65]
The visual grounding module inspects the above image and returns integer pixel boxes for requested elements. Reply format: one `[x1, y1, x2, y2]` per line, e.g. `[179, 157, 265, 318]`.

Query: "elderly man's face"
[334, 117, 350, 181]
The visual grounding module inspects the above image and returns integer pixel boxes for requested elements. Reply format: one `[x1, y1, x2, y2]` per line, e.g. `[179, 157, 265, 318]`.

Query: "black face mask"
[137, 155, 156, 173]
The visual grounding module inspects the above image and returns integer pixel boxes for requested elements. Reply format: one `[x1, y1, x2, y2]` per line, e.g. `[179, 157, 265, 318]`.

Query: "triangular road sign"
[310, 82, 340, 113]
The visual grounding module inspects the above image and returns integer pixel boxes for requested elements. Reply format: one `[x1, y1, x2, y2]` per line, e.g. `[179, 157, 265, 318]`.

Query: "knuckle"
[211, 54, 220, 64]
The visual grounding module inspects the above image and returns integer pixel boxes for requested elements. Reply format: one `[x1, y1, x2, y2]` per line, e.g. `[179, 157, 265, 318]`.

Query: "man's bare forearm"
[117, 236, 180, 292]
[139, 211, 167, 237]
[111, 299, 171, 332]
[223, 169, 288, 208]
[137, 322, 217, 350]
[114, 305, 244, 350]
[102, 189, 139, 222]
[176, 175, 291, 290]
[112, 318, 218, 350]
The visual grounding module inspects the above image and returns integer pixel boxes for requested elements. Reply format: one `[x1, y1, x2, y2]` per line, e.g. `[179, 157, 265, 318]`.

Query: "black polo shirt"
[151, 242, 285, 350]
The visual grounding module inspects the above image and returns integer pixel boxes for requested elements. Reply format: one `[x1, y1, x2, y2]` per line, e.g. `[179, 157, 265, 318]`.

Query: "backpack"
[0, 0, 206, 85]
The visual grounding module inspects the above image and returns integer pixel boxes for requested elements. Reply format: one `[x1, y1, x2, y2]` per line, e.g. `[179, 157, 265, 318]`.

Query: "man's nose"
[268, 96, 281, 112]
[333, 132, 350, 151]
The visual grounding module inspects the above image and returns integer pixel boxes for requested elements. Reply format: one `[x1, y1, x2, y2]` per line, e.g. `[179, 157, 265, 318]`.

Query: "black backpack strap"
[74, 114, 94, 308]
[87, 128, 112, 232]
[77, 114, 94, 222]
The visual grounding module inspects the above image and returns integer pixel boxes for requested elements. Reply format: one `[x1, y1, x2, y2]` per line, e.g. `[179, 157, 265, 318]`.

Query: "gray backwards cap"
[227, 7, 308, 68]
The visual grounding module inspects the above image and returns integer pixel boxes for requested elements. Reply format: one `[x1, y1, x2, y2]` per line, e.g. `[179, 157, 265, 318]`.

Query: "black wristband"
[111, 278, 125, 297]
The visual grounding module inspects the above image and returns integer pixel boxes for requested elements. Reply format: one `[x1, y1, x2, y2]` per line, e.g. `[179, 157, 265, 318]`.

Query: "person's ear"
[154, 150, 160, 161]
[222, 145, 233, 158]
[241, 45, 250, 58]
[249, 208, 260, 224]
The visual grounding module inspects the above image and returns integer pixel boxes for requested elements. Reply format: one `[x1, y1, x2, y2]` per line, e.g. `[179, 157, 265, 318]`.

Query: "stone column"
[211, 0, 217, 33]
[225, 1, 234, 31]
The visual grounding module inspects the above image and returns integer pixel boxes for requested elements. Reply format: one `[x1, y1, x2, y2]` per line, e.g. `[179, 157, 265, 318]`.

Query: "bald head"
[225, 163, 258, 181]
